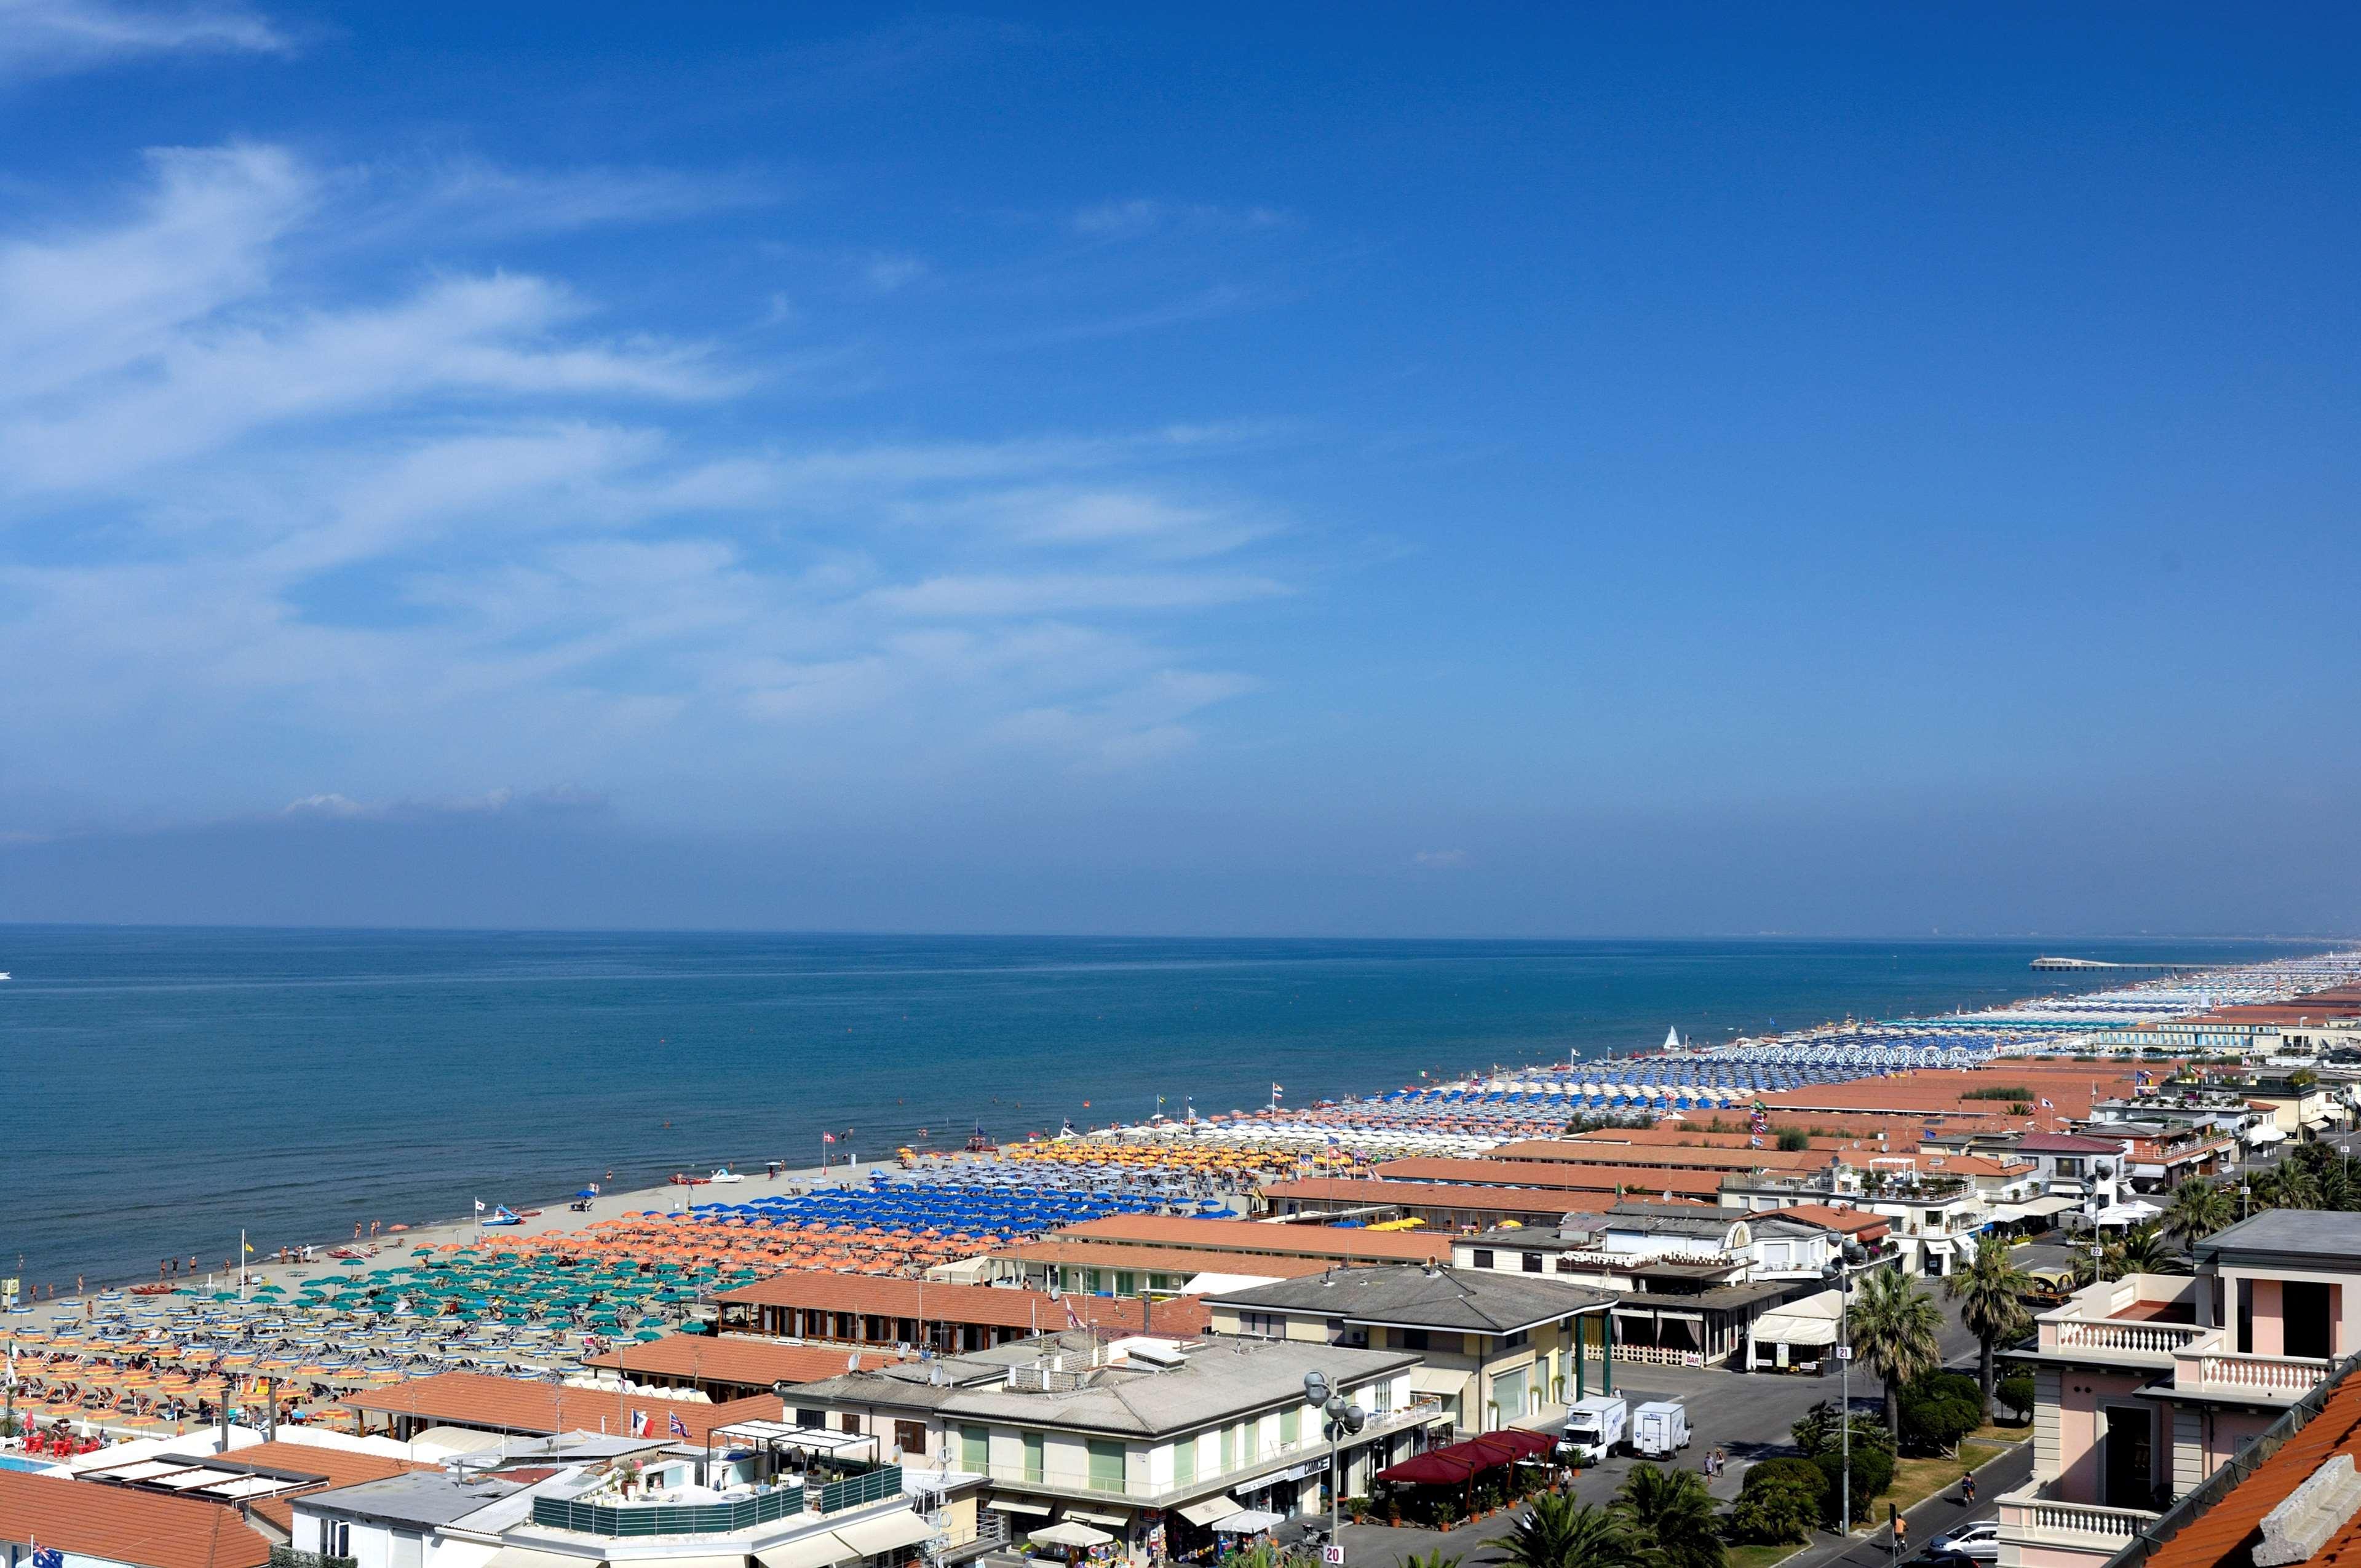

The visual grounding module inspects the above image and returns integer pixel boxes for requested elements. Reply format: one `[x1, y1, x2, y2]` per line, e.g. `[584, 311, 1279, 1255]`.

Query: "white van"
[1631, 1400, 1691, 1459]
[1561, 1395, 1629, 1459]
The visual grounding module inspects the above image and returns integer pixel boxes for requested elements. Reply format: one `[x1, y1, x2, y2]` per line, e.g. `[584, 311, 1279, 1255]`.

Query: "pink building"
[1999, 1210, 2361, 1568]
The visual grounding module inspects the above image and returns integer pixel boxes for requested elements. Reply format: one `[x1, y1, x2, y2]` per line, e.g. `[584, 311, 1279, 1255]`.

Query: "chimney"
[2256, 1455, 2361, 1566]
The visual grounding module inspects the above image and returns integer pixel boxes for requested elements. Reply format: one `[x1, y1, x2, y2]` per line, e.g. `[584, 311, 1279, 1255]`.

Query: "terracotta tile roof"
[993, 1240, 1335, 1278]
[1486, 1141, 1828, 1172]
[345, 1369, 779, 1439]
[710, 1270, 1213, 1336]
[0, 1470, 274, 1568]
[581, 1334, 906, 1387]
[1373, 1156, 1728, 1196]
[1263, 1178, 1641, 1214]
[1568, 1127, 1855, 1150]
[218, 1441, 437, 1536]
[2141, 1367, 2361, 1568]
[1763, 1067, 2139, 1120]
[1828, 1149, 2032, 1178]
[1768, 1203, 1891, 1240]
[1052, 1215, 1451, 1262]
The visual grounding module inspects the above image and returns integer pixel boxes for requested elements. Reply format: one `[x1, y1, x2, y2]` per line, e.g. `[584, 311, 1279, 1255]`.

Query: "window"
[327, 1523, 352, 1556]
[1281, 1406, 1301, 1446]
[1087, 1439, 1125, 1492]
[1237, 1311, 1285, 1339]
[1220, 1425, 1236, 1471]
[1175, 1433, 1197, 1485]
[1117, 1272, 1138, 1295]
[1499, 1328, 1528, 1350]
[1521, 1252, 1542, 1273]
[1023, 1430, 1044, 1482]
[1472, 1249, 1495, 1269]
[960, 1424, 988, 1471]
[895, 1420, 927, 1457]
[796, 1407, 825, 1428]
[1397, 1328, 1429, 1352]
[838, 1412, 862, 1435]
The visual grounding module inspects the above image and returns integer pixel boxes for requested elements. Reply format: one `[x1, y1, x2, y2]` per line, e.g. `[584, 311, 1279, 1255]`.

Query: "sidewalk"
[1774, 1440, 2031, 1568]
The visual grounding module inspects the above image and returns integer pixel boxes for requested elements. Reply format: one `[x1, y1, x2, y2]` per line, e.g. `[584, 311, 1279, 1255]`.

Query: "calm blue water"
[0, 928, 2320, 1289]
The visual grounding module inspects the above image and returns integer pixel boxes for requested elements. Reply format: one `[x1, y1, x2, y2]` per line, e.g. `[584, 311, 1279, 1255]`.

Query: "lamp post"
[1303, 1371, 1366, 1551]
[1822, 1241, 1871, 1538]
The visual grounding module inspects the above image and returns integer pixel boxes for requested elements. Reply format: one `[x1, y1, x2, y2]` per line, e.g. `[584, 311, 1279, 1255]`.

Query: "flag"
[474, 1199, 486, 1213]
[2039, 1098, 2053, 1109]
[629, 1408, 649, 1437]
[822, 1133, 836, 1144]
[242, 1242, 253, 1254]
[669, 1412, 690, 1439]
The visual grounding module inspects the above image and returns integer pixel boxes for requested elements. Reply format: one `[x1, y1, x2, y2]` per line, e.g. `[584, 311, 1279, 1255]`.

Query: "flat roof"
[583, 1334, 907, 1386]
[0, 1470, 274, 1568]
[712, 1270, 1213, 1336]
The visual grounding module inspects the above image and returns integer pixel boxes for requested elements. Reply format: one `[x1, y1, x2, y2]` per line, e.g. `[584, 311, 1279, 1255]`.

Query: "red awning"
[1375, 1428, 1556, 1486]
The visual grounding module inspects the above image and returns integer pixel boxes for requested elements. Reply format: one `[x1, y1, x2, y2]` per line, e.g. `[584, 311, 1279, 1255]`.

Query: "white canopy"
[2247, 1123, 2289, 1144]
[1180, 1495, 1247, 1527]
[834, 1510, 937, 1556]
[1217, 1510, 1286, 1535]
[2093, 1200, 2162, 1227]
[1748, 1288, 1842, 1349]
[1031, 1521, 1116, 1549]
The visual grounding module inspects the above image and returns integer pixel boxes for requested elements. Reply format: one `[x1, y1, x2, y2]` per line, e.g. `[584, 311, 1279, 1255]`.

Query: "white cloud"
[1070, 198, 1291, 239]
[1412, 849, 1470, 870]
[0, 0, 287, 81]
[0, 141, 1288, 830]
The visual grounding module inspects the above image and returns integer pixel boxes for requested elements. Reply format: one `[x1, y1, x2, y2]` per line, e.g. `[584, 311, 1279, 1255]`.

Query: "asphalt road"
[1330, 1292, 2015, 1568]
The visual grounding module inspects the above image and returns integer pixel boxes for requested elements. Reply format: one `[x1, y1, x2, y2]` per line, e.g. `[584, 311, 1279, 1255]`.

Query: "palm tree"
[1946, 1239, 2030, 1418]
[1616, 1464, 1724, 1568]
[2162, 1180, 2231, 1249]
[1501, 1493, 1649, 1568]
[1403, 1554, 1464, 1568]
[2105, 1221, 2186, 1278]
[1851, 1265, 1943, 1439]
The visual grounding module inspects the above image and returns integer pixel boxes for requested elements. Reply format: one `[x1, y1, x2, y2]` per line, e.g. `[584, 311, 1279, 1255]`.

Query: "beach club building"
[782, 1329, 1442, 1565]
[709, 1272, 1211, 1355]
[1202, 1266, 1613, 1430]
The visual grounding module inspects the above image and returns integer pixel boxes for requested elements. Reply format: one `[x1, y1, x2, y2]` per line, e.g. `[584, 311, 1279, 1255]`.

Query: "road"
[1330, 1291, 2016, 1568]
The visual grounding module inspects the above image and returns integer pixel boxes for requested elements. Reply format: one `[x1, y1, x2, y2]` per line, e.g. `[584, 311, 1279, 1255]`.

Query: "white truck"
[1561, 1394, 1629, 1459]
[1631, 1400, 1691, 1459]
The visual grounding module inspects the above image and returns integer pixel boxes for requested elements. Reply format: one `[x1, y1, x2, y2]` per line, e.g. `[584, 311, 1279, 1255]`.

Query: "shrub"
[1792, 1400, 1894, 1459]
[1900, 1372, 1985, 1454]
[1729, 1467, 1822, 1545]
[1996, 1372, 2036, 1422]
[1812, 1444, 1894, 1522]
[1776, 1128, 1811, 1151]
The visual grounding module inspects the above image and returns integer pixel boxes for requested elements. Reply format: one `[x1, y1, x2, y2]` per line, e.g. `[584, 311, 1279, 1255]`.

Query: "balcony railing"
[2047, 1318, 2211, 1358]
[1999, 1483, 2159, 1546]
[2174, 1347, 2332, 1400]
[960, 1401, 1442, 1503]
[530, 1466, 903, 1537]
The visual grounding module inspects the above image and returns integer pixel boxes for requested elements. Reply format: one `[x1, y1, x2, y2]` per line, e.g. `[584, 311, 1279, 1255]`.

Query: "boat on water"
[707, 1168, 745, 1184]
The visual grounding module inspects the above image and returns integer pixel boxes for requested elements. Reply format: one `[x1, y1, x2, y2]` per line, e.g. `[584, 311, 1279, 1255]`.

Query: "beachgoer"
[187, 1255, 196, 1275]
[1963, 1473, 1976, 1505]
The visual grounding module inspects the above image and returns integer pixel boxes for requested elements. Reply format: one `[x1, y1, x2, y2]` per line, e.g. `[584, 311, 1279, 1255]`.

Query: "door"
[2285, 1280, 2333, 1360]
[2103, 1406, 2153, 1511]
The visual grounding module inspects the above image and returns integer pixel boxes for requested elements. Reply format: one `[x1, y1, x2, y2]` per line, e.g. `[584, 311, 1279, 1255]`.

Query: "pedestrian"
[1964, 1472, 1977, 1505]
[1895, 1512, 1908, 1556]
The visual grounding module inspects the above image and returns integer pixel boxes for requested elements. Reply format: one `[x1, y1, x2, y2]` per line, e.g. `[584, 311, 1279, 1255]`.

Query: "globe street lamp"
[1303, 1371, 1366, 1550]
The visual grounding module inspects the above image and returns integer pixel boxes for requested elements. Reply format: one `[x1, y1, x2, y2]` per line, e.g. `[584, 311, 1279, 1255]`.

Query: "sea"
[0, 927, 2325, 1291]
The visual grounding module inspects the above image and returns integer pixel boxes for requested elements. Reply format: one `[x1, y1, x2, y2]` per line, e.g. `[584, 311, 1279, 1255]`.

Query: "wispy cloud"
[0, 0, 288, 81]
[1070, 198, 1291, 240]
[0, 141, 1289, 832]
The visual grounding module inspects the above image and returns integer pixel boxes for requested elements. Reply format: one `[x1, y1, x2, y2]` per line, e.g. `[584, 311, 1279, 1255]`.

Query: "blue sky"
[2, 2, 2359, 936]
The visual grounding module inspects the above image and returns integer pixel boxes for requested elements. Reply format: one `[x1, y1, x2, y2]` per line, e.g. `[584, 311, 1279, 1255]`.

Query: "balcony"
[962, 1399, 1446, 1506]
[530, 1464, 903, 1537]
[1998, 1481, 2159, 1567]
[2170, 1345, 2331, 1403]
[2037, 1278, 2209, 1368]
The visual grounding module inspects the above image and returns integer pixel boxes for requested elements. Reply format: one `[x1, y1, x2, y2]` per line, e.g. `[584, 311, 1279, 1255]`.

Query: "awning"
[1749, 1291, 1841, 1347]
[2306, 1117, 2335, 1131]
[656, 1557, 756, 1568]
[835, 1510, 937, 1555]
[1215, 1510, 1285, 1535]
[1409, 1368, 1467, 1397]
[1065, 1507, 1129, 1527]
[2018, 1195, 2078, 1219]
[2248, 1124, 2288, 1144]
[986, 1499, 1053, 1516]
[1031, 1522, 1115, 1549]
[1179, 1495, 1246, 1527]
[756, 1538, 854, 1568]
[485, 1551, 582, 1568]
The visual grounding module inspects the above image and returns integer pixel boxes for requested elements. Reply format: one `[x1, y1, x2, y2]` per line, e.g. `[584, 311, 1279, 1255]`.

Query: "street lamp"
[1821, 1241, 1871, 1538]
[1303, 1372, 1366, 1550]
